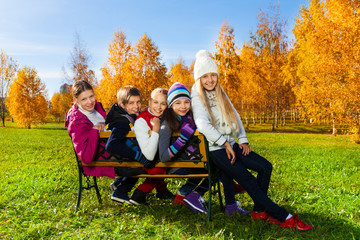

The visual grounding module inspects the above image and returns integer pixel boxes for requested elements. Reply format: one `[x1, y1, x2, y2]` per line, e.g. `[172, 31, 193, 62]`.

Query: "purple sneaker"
[225, 201, 250, 215]
[183, 192, 207, 214]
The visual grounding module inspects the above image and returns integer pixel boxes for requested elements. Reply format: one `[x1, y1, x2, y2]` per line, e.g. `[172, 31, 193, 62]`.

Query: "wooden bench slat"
[83, 161, 206, 168]
[132, 174, 209, 178]
[73, 130, 223, 222]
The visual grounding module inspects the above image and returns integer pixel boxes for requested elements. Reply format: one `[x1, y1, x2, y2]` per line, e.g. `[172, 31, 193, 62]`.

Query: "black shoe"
[155, 189, 174, 200]
[111, 191, 131, 204]
[130, 189, 149, 205]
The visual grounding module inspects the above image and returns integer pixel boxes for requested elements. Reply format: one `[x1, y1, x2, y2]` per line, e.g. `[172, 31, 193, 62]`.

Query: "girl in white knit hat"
[191, 50, 313, 231]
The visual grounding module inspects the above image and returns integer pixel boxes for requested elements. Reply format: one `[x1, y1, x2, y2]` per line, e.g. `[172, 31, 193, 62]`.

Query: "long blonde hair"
[196, 80, 239, 134]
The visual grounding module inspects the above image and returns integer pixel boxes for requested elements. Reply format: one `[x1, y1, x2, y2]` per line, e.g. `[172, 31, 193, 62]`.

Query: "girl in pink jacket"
[65, 80, 115, 179]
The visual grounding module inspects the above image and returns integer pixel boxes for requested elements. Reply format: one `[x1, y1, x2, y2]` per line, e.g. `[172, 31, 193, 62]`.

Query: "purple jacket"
[65, 102, 115, 179]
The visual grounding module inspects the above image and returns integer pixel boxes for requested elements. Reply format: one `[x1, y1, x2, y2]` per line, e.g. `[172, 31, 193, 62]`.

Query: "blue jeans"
[172, 168, 209, 196]
[209, 143, 288, 222]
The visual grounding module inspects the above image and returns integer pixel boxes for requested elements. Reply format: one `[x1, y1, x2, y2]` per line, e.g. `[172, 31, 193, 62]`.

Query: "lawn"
[0, 126, 359, 239]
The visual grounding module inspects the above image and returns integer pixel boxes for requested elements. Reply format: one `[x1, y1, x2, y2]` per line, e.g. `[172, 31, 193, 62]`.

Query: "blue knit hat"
[167, 82, 191, 107]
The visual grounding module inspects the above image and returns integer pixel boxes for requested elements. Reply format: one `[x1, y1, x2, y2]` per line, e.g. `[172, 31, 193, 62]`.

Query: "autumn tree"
[123, 34, 167, 103]
[167, 58, 192, 90]
[96, 31, 131, 110]
[6, 67, 48, 128]
[50, 85, 72, 122]
[247, 7, 292, 130]
[293, 0, 360, 135]
[237, 43, 267, 125]
[214, 22, 242, 112]
[50, 92, 61, 122]
[64, 33, 97, 86]
[0, 50, 18, 127]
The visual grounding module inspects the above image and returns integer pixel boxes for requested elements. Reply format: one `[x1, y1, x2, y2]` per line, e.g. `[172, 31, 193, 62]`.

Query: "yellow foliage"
[215, 22, 242, 110]
[167, 58, 192, 90]
[96, 31, 131, 110]
[50, 90, 72, 122]
[293, 0, 360, 133]
[122, 34, 167, 104]
[50, 92, 61, 120]
[6, 67, 48, 128]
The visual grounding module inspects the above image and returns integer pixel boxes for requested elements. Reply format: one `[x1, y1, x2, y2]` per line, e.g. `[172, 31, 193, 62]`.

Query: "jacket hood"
[105, 103, 137, 130]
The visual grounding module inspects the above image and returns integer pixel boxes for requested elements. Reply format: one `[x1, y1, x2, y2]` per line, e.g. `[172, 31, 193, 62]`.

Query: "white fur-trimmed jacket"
[191, 83, 248, 152]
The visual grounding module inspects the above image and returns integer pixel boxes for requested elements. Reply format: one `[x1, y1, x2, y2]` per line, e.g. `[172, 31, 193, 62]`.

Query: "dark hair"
[72, 80, 93, 98]
[162, 108, 193, 132]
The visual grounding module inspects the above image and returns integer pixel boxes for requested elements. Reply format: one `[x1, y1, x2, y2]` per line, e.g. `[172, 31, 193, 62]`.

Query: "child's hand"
[224, 141, 236, 164]
[239, 143, 251, 156]
[150, 117, 160, 133]
[93, 123, 105, 132]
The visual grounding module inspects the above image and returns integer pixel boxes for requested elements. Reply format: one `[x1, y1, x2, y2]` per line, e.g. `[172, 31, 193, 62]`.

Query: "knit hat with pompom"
[167, 82, 191, 107]
[193, 50, 219, 81]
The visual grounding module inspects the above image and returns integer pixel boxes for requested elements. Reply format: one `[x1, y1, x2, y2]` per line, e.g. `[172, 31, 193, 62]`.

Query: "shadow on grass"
[74, 194, 359, 239]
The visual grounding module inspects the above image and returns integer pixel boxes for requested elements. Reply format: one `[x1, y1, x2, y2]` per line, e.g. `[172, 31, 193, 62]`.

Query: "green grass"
[0, 127, 359, 239]
[245, 121, 337, 134]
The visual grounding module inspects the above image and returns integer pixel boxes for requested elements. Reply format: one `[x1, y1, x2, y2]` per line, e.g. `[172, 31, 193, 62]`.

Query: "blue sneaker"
[110, 177, 123, 192]
[111, 191, 131, 204]
[225, 201, 250, 215]
[183, 192, 207, 214]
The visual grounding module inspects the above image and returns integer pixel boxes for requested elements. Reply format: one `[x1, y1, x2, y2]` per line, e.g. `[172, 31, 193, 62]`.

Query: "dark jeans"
[172, 168, 209, 196]
[113, 167, 145, 195]
[209, 143, 288, 222]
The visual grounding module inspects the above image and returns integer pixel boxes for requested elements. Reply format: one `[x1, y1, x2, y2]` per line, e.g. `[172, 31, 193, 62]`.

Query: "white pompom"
[196, 50, 209, 59]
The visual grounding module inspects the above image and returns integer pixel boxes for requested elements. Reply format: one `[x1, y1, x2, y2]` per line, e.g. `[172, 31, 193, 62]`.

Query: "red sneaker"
[234, 183, 246, 194]
[252, 211, 281, 224]
[251, 211, 269, 221]
[174, 192, 186, 206]
[279, 215, 313, 231]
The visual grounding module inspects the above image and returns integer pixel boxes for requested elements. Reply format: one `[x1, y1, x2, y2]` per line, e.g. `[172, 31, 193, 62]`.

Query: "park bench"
[72, 130, 223, 221]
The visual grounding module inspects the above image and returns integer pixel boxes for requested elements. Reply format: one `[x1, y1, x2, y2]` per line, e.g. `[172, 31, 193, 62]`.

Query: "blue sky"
[0, 0, 308, 97]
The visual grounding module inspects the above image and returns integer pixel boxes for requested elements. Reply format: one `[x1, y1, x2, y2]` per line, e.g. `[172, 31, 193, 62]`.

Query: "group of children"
[66, 50, 313, 231]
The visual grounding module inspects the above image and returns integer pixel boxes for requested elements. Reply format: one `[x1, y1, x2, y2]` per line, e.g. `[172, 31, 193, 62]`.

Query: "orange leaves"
[50, 88, 73, 122]
[96, 31, 131, 110]
[6, 67, 48, 128]
[124, 34, 167, 103]
[167, 58, 192, 90]
[215, 22, 242, 109]
[97, 32, 167, 107]
[293, 0, 360, 134]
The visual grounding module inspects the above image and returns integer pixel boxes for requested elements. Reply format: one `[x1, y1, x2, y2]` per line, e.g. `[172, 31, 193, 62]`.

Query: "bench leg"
[75, 172, 83, 212]
[207, 175, 213, 222]
[216, 178, 224, 211]
[93, 176, 102, 204]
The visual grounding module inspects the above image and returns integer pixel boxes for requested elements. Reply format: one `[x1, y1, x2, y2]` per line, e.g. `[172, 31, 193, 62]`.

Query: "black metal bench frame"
[71, 130, 223, 221]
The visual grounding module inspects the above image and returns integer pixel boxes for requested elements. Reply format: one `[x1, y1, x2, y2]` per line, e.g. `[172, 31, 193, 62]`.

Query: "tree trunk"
[283, 112, 286, 126]
[252, 108, 256, 125]
[332, 119, 337, 136]
[245, 112, 249, 127]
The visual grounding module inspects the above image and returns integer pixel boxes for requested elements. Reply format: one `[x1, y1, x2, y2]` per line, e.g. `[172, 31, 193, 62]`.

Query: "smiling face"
[74, 89, 96, 112]
[120, 95, 141, 114]
[171, 98, 191, 117]
[149, 92, 167, 117]
[200, 72, 218, 91]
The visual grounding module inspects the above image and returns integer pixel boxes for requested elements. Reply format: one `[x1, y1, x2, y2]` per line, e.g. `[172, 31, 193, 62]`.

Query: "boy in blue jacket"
[105, 86, 154, 203]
